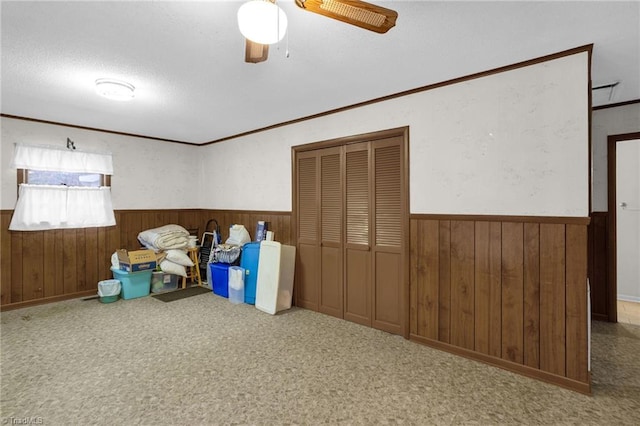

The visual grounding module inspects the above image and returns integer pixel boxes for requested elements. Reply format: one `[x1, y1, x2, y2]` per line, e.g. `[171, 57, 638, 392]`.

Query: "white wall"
[616, 139, 640, 301]
[1, 117, 200, 210]
[199, 52, 590, 217]
[2, 51, 591, 218]
[591, 103, 640, 212]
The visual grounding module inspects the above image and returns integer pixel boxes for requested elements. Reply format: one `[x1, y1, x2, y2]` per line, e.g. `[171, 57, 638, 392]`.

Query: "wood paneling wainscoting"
[204, 210, 293, 247]
[588, 212, 608, 321]
[410, 214, 591, 394]
[1, 209, 292, 310]
[3, 207, 593, 394]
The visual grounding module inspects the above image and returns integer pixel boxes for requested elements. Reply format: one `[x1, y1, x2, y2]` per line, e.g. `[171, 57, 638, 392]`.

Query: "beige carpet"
[1, 292, 639, 425]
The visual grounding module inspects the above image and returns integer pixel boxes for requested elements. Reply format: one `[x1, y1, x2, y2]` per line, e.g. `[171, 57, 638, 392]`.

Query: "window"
[9, 144, 116, 231]
[18, 169, 110, 187]
[26, 170, 103, 187]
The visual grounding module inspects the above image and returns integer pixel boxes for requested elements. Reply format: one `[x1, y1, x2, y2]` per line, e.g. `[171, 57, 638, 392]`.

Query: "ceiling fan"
[240, 0, 399, 64]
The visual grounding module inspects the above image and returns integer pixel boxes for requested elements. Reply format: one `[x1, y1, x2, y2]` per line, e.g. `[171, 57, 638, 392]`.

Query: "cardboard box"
[117, 249, 157, 272]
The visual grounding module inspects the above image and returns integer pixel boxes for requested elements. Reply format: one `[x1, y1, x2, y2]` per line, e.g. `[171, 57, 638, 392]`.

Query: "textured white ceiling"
[1, 1, 639, 144]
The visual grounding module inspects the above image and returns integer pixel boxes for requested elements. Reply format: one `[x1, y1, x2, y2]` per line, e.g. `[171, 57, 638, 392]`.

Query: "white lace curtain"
[9, 145, 116, 231]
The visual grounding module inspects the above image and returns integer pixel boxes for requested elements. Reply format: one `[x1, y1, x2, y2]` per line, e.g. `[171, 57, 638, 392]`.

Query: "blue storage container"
[210, 263, 231, 298]
[110, 267, 152, 300]
[240, 242, 261, 304]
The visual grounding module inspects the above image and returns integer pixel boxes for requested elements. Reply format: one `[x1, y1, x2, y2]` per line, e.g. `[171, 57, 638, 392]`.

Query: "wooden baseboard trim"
[0, 290, 97, 312]
[591, 313, 609, 322]
[409, 334, 592, 395]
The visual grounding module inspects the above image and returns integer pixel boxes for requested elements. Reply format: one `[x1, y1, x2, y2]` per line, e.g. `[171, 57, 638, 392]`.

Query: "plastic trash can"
[210, 263, 231, 298]
[98, 279, 121, 303]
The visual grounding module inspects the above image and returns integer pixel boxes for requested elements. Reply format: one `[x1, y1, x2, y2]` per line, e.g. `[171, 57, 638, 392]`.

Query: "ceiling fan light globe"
[237, 0, 288, 45]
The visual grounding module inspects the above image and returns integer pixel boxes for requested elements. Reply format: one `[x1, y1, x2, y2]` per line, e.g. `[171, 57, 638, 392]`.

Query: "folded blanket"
[138, 224, 190, 251]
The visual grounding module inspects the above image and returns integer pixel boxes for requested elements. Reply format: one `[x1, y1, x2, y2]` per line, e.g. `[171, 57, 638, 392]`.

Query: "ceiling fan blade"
[295, 0, 397, 34]
[245, 39, 269, 64]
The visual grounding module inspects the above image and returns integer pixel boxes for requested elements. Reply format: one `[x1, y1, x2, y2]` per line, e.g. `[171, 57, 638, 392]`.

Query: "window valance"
[11, 144, 113, 175]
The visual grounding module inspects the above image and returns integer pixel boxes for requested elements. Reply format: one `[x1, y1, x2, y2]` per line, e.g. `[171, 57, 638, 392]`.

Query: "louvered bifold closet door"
[344, 142, 372, 326]
[296, 151, 320, 311]
[319, 147, 344, 318]
[371, 137, 404, 335]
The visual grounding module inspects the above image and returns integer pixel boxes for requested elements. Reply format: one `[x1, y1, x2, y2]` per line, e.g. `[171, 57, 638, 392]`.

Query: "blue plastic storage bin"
[240, 242, 261, 304]
[210, 263, 230, 298]
[110, 267, 152, 300]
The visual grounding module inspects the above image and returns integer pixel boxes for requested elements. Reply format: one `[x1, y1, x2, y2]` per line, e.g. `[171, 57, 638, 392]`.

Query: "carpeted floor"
[1, 292, 639, 425]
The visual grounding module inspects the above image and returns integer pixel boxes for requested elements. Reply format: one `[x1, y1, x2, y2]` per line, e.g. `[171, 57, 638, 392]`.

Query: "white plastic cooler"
[255, 241, 296, 315]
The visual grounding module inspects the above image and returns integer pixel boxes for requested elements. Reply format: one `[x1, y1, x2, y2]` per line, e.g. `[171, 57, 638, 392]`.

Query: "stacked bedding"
[138, 224, 190, 251]
[138, 224, 192, 277]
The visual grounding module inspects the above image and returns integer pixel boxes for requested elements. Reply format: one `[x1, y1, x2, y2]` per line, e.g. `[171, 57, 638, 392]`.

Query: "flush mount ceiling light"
[237, 0, 288, 45]
[95, 78, 135, 101]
